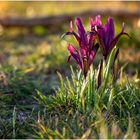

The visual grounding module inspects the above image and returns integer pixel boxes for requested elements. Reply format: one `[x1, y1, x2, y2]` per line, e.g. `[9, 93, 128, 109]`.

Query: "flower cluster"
[64, 15, 128, 79]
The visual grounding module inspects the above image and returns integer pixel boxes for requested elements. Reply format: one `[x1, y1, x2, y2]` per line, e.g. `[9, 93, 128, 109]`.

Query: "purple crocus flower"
[90, 15, 129, 87]
[64, 17, 99, 78]
[90, 15, 129, 59]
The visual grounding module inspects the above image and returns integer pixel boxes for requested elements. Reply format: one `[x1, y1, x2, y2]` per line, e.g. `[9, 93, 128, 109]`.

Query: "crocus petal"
[103, 23, 109, 47]
[94, 15, 102, 26]
[109, 23, 129, 53]
[90, 17, 94, 28]
[97, 28, 107, 56]
[95, 17, 114, 57]
[107, 17, 115, 45]
[102, 17, 114, 53]
[67, 55, 71, 62]
[67, 44, 82, 68]
[88, 43, 99, 67]
[62, 31, 80, 43]
[61, 20, 81, 43]
[87, 31, 97, 49]
[75, 17, 88, 46]
[68, 44, 79, 56]
[90, 15, 102, 28]
[70, 21, 73, 32]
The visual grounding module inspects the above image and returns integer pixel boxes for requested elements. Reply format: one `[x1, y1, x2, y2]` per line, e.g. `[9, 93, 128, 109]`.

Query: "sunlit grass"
[34, 59, 140, 139]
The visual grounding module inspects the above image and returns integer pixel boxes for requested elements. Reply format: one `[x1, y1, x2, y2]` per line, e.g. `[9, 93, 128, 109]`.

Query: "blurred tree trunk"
[0, 10, 139, 28]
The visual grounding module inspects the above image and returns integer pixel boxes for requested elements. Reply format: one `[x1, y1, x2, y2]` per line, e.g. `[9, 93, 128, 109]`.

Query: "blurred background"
[0, 1, 140, 84]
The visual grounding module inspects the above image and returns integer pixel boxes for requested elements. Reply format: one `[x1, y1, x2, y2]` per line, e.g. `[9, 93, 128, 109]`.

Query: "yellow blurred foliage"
[0, 2, 139, 17]
[0, 2, 10, 15]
